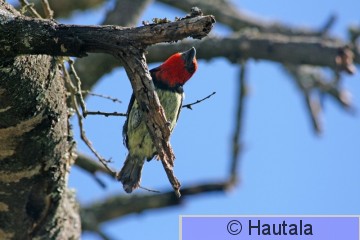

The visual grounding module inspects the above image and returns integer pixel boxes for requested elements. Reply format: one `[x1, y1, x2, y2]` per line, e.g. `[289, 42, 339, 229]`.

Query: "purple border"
[181, 216, 359, 240]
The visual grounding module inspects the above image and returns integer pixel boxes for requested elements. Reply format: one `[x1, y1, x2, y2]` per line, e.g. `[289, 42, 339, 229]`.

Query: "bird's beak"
[182, 47, 196, 72]
[182, 47, 196, 63]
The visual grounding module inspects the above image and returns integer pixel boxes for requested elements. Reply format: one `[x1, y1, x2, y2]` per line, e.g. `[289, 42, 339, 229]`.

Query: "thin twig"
[85, 111, 127, 117]
[319, 14, 337, 35]
[82, 91, 122, 104]
[229, 60, 247, 184]
[314, 78, 352, 110]
[139, 186, 161, 193]
[19, 0, 42, 18]
[76, 153, 161, 193]
[284, 65, 322, 133]
[284, 64, 354, 134]
[304, 93, 322, 134]
[160, 159, 181, 197]
[75, 93, 114, 174]
[182, 92, 216, 110]
[40, 0, 54, 19]
[69, 59, 87, 117]
[62, 61, 116, 176]
[76, 153, 116, 177]
[349, 25, 360, 43]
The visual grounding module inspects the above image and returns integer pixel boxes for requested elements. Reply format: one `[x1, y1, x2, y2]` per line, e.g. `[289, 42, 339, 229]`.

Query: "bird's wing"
[122, 93, 135, 148]
[123, 68, 159, 148]
[176, 91, 183, 123]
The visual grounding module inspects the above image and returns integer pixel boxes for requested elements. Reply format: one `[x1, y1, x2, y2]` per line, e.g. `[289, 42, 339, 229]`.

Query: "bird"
[117, 47, 198, 193]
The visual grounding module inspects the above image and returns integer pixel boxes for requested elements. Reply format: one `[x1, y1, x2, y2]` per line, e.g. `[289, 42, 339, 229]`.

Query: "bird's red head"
[151, 47, 198, 89]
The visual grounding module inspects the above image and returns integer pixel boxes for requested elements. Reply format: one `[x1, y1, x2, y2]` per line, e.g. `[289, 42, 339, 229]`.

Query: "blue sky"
[61, 0, 360, 239]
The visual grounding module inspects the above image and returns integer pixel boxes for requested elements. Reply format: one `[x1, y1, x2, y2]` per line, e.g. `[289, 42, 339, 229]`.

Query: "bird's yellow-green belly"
[126, 89, 182, 159]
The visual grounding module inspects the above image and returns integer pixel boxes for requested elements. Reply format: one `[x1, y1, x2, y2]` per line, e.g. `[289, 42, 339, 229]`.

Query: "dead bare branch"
[182, 91, 216, 110]
[1, 13, 216, 57]
[349, 25, 360, 43]
[158, 0, 326, 36]
[75, 153, 116, 188]
[62, 61, 116, 175]
[229, 60, 247, 184]
[82, 91, 122, 104]
[147, 33, 356, 71]
[76, 153, 115, 177]
[40, 0, 53, 18]
[76, 33, 357, 95]
[80, 181, 230, 229]
[19, 0, 42, 18]
[85, 111, 127, 117]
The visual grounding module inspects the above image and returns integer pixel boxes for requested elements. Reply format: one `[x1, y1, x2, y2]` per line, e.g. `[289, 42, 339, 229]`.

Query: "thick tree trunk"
[0, 3, 80, 239]
[0, 54, 80, 240]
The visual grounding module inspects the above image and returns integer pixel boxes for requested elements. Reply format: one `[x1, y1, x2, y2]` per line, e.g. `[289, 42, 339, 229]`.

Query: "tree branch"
[1, 13, 215, 57]
[85, 111, 127, 117]
[76, 0, 343, 92]
[75, 153, 115, 188]
[73, 33, 356, 95]
[182, 91, 216, 110]
[158, 0, 326, 36]
[76, 153, 115, 177]
[73, 33, 355, 82]
[146, 33, 356, 71]
[229, 60, 247, 184]
[80, 181, 230, 229]
[285, 64, 353, 133]
[349, 25, 360, 43]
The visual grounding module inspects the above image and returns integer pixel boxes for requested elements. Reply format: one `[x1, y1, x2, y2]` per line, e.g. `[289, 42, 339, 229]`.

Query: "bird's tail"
[117, 154, 145, 193]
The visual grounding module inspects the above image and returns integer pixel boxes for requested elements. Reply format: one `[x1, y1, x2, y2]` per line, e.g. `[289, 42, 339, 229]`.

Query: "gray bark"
[0, 2, 79, 239]
[0, 46, 80, 240]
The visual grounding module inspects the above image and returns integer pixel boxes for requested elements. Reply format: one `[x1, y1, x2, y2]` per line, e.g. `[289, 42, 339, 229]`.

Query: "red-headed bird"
[118, 47, 198, 193]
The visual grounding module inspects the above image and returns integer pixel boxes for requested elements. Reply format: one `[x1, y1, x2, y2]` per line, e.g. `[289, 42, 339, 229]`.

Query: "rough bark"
[0, 2, 78, 239]
[0, 36, 80, 240]
[0, 13, 214, 57]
